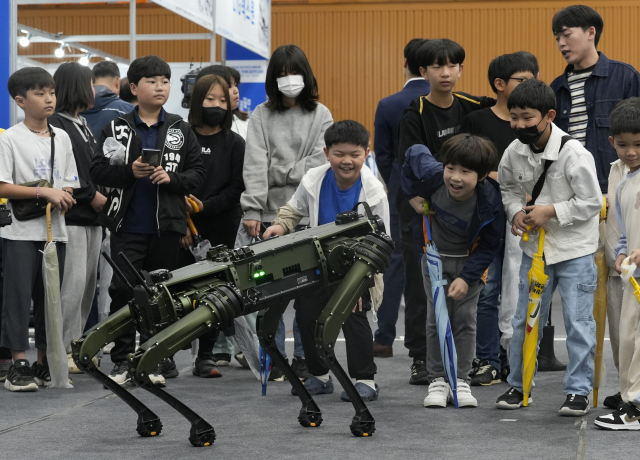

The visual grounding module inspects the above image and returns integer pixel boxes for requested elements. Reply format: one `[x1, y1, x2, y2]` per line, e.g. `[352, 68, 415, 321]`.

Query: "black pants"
[108, 232, 181, 364]
[0, 240, 11, 360]
[177, 216, 241, 359]
[0, 239, 65, 352]
[294, 290, 376, 380]
[399, 205, 428, 362]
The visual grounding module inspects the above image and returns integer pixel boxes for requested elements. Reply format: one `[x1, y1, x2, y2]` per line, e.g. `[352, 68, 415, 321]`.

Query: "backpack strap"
[527, 135, 573, 206]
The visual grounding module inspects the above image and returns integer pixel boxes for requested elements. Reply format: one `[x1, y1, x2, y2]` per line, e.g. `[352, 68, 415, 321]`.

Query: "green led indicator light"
[253, 273, 260, 278]
[260, 271, 265, 276]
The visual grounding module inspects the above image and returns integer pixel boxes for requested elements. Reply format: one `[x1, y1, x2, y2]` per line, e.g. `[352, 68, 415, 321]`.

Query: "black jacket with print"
[90, 111, 205, 234]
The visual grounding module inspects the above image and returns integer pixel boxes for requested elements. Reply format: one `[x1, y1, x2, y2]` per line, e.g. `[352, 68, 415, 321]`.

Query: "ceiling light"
[54, 43, 65, 58]
[79, 54, 90, 66]
[19, 34, 31, 47]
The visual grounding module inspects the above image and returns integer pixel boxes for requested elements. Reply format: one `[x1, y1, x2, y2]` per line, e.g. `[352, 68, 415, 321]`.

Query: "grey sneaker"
[4, 360, 38, 392]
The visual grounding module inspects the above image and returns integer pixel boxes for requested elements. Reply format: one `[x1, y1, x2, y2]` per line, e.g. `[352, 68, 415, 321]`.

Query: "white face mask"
[277, 75, 305, 98]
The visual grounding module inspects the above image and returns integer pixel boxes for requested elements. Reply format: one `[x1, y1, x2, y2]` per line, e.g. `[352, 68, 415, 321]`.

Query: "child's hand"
[522, 204, 556, 231]
[91, 192, 107, 213]
[615, 253, 627, 274]
[42, 187, 75, 212]
[448, 278, 468, 300]
[187, 194, 204, 213]
[150, 166, 170, 185]
[629, 249, 640, 267]
[181, 227, 193, 249]
[185, 196, 194, 213]
[262, 224, 285, 239]
[511, 210, 528, 236]
[243, 219, 262, 238]
[352, 297, 363, 313]
[409, 196, 427, 214]
[132, 156, 154, 178]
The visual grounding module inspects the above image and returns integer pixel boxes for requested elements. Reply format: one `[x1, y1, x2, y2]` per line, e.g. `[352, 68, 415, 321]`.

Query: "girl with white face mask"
[238, 44, 333, 381]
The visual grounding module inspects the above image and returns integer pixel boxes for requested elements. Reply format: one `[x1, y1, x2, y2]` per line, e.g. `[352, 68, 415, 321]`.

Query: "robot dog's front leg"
[71, 306, 163, 438]
[315, 232, 393, 437]
[256, 303, 323, 429]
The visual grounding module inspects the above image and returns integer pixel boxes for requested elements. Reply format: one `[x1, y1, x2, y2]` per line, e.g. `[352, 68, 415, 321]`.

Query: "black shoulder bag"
[10, 126, 56, 221]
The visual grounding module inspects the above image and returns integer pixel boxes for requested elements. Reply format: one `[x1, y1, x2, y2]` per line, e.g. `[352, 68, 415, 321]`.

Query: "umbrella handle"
[46, 202, 52, 243]
[187, 197, 200, 213]
[186, 212, 199, 237]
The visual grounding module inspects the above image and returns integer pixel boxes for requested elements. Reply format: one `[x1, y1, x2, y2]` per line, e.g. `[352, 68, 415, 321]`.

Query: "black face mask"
[202, 107, 227, 128]
[513, 118, 548, 145]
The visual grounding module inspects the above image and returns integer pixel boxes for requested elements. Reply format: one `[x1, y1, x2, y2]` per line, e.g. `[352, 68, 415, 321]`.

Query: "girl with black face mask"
[183, 75, 246, 377]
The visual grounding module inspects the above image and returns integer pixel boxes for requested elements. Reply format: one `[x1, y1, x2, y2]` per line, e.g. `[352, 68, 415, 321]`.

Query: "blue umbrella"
[259, 345, 272, 396]
[422, 206, 459, 408]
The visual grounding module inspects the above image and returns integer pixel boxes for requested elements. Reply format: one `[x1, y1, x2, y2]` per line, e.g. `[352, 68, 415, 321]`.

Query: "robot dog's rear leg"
[256, 303, 323, 429]
[71, 306, 163, 438]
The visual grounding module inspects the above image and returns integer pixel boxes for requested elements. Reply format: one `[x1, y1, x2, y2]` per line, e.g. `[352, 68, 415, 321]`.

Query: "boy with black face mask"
[496, 79, 602, 415]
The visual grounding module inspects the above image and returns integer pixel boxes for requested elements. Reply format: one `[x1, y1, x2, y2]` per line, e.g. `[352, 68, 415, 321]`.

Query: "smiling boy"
[401, 133, 504, 408]
[550, 5, 640, 193]
[496, 79, 602, 415]
[90, 55, 205, 387]
[263, 120, 388, 402]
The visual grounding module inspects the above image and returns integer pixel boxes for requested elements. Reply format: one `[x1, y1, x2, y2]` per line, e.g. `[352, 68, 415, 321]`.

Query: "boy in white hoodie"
[264, 120, 389, 402]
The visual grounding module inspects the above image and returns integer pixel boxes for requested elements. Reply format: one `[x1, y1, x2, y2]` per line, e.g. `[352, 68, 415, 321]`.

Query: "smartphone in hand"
[141, 148, 161, 167]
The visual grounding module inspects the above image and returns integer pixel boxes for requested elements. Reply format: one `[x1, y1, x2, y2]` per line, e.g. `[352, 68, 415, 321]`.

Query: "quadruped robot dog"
[71, 206, 393, 446]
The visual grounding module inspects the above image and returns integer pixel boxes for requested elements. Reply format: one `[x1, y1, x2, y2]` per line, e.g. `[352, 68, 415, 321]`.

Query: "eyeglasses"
[505, 77, 530, 83]
[143, 80, 171, 89]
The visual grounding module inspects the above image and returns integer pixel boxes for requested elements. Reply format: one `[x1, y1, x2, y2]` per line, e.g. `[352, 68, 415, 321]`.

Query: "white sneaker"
[103, 342, 115, 354]
[68, 354, 82, 374]
[148, 370, 166, 387]
[423, 377, 451, 408]
[454, 380, 478, 407]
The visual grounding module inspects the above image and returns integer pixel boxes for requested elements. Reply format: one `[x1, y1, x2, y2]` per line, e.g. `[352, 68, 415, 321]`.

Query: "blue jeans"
[507, 253, 597, 396]
[476, 252, 502, 369]
[276, 315, 304, 359]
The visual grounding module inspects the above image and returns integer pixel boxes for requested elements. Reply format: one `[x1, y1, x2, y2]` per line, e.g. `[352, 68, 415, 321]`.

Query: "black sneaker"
[268, 361, 287, 382]
[495, 387, 531, 410]
[559, 394, 590, 416]
[109, 361, 129, 385]
[469, 357, 481, 379]
[500, 366, 510, 382]
[4, 359, 38, 392]
[291, 356, 310, 381]
[603, 392, 623, 410]
[32, 359, 51, 387]
[213, 353, 231, 367]
[409, 359, 429, 385]
[234, 352, 250, 369]
[193, 356, 222, 378]
[159, 358, 179, 379]
[470, 360, 501, 386]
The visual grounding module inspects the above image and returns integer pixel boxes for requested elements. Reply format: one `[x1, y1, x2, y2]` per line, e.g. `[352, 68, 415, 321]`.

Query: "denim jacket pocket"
[576, 283, 597, 321]
[546, 172, 573, 202]
[513, 169, 533, 184]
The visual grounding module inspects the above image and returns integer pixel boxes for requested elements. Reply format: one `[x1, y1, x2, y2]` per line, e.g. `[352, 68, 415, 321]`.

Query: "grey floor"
[0, 291, 636, 460]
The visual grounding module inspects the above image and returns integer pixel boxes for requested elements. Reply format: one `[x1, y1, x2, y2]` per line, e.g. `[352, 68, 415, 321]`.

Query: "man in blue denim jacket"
[550, 5, 640, 193]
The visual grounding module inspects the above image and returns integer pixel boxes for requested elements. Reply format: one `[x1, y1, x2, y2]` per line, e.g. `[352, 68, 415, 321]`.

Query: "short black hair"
[119, 78, 137, 104]
[188, 74, 233, 133]
[324, 120, 369, 151]
[7, 67, 55, 99]
[610, 98, 640, 137]
[440, 133, 498, 178]
[265, 44, 319, 113]
[404, 38, 427, 76]
[227, 66, 249, 121]
[229, 66, 242, 86]
[552, 5, 604, 48]
[487, 53, 538, 93]
[53, 62, 95, 115]
[127, 55, 171, 86]
[416, 38, 465, 69]
[507, 79, 556, 117]
[93, 60, 120, 79]
[514, 51, 539, 77]
[196, 65, 232, 86]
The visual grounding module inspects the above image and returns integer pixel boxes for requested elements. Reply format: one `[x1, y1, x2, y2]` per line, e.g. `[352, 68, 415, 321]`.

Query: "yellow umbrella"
[593, 197, 608, 407]
[522, 227, 548, 407]
[621, 257, 640, 305]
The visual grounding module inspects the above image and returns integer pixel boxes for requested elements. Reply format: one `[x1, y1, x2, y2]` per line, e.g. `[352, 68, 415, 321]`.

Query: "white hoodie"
[286, 163, 390, 232]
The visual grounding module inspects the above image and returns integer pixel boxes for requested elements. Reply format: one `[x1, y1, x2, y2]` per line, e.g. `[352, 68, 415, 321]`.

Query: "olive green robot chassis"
[71, 210, 393, 446]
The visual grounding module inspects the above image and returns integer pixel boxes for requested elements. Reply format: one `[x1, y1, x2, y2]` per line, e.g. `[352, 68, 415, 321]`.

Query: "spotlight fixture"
[79, 54, 90, 66]
[19, 34, 31, 47]
[54, 43, 65, 58]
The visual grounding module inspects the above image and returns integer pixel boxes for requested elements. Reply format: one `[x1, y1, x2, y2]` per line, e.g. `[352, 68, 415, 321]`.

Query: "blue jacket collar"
[561, 51, 609, 86]
[403, 78, 430, 89]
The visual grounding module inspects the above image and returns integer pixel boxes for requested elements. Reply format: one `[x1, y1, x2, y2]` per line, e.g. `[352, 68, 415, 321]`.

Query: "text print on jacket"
[89, 111, 205, 234]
